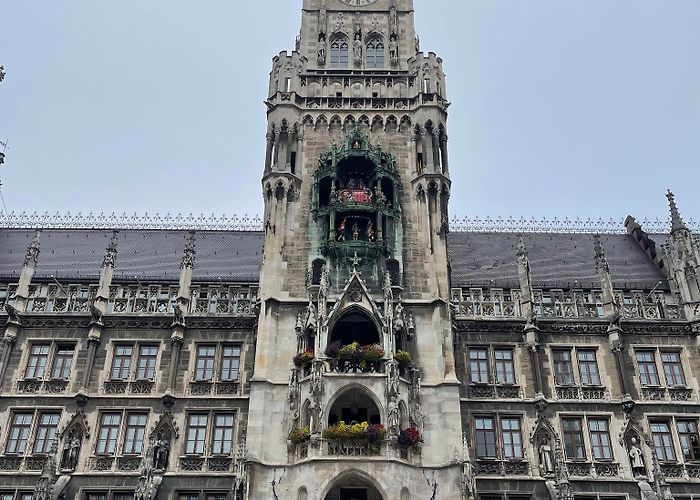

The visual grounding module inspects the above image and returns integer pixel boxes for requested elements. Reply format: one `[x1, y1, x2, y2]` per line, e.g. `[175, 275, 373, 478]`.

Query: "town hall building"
[0, 1, 699, 499]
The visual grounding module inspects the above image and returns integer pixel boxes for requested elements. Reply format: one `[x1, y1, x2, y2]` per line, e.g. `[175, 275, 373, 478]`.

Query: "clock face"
[339, 0, 378, 6]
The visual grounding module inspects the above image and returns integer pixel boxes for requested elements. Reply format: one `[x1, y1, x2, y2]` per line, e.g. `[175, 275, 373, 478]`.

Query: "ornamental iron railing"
[2, 212, 697, 234]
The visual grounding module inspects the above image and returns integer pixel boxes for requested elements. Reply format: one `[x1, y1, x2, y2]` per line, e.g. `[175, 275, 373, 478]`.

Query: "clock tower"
[247, 0, 460, 498]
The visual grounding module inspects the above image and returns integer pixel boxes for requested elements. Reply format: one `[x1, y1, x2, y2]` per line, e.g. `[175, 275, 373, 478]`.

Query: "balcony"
[16, 378, 69, 395]
[466, 384, 522, 399]
[451, 287, 683, 321]
[103, 379, 155, 396]
[187, 379, 240, 396]
[555, 385, 609, 401]
[640, 386, 694, 402]
[179, 456, 233, 473]
[475, 459, 529, 476]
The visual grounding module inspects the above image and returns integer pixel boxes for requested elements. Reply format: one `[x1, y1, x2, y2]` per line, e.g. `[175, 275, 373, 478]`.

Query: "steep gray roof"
[0, 228, 667, 290]
[0, 229, 263, 283]
[448, 232, 668, 290]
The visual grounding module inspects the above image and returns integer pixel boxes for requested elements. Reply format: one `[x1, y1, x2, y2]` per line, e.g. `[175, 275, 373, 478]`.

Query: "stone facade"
[0, 1, 699, 499]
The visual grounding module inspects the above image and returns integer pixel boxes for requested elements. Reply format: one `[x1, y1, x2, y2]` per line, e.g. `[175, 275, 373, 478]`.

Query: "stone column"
[439, 130, 449, 174]
[516, 236, 545, 397]
[82, 231, 117, 391]
[594, 235, 632, 398]
[264, 130, 275, 173]
[167, 232, 195, 392]
[0, 231, 40, 384]
[431, 130, 441, 173]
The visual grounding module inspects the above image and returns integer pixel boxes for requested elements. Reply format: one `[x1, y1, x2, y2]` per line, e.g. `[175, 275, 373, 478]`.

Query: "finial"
[180, 231, 196, 269]
[516, 234, 527, 257]
[0, 66, 5, 83]
[102, 230, 119, 268]
[666, 189, 687, 233]
[593, 234, 609, 273]
[23, 231, 41, 267]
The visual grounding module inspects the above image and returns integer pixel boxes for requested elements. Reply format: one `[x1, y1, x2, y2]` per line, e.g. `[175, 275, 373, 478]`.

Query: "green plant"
[395, 350, 412, 368]
[289, 426, 311, 445]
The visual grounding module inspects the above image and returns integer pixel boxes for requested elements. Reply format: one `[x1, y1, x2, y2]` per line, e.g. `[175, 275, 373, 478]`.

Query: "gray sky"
[1, 0, 698, 223]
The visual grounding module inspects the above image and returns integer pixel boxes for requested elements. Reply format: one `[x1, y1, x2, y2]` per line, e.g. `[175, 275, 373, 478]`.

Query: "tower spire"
[666, 189, 688, 233]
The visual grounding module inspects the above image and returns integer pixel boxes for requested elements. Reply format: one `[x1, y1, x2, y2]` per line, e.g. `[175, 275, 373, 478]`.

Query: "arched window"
[330, 37, 349, 68]
[366, 37, 385, 68]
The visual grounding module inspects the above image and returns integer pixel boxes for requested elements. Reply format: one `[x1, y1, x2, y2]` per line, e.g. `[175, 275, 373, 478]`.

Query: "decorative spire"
[553, 439, 574, 500]
[593, 234, 610, 274]
[667, 189, 688, 233]
[101, 230, 119, 268]
[23, 231, 40, 267]
[516, 234, 527, 258]
[180, 231, 196, 269]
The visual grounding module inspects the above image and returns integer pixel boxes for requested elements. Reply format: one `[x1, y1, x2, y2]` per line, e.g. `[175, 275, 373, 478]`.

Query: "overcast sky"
[0, 0, 698, 224]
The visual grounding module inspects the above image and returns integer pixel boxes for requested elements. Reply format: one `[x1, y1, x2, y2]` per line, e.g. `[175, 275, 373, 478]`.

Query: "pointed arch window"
[330, 37, 349, 68]
[366, 37, 385, 68]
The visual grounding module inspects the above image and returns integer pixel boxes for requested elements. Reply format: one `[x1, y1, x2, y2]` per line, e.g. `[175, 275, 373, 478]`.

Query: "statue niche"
[60, 429, 83, 471]
[152, 430, 171, 471]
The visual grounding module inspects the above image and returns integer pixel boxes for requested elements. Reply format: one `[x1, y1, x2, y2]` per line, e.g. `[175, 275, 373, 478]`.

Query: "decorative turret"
[663, 191, 700, 321]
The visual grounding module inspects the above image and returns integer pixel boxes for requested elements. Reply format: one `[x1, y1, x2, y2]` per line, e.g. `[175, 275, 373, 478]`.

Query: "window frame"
[329, 36, 349, 68]
[94, 410, 150, 457]
[473, 414, 525, 461]
[650, 420, 677, 463]
[634, 347, 689, 389]
[109, 342, 160, 382]
[551, 346, 604, 388]
[365, 36, 385, 69]
[184, 411, 238, 458]
[660, 350, 686, 387]
[22, 341, 78, 382]
[191, 343, 243, 384]
[4, 408, 61, 457]
[466, 345, 518, 387]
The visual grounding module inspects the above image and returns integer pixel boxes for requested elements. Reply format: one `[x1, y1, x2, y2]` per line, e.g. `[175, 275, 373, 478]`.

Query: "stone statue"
[389, 34, 399, 65]
[310, 360, 324, 400]
[461, 435, 477, 500]
[538, 437, 555, 475]
[61, 432, 82, 471]
[394, 300, 405, 333]
[305, 300, 317, 333]
[309, 401, 322, 434]
[628, 437, 647, 477]
[387, 360, 400, 397]
[387, 395, 400, 434]
[317, 35, 327, 65]
[172, 303, 184, 326]
[153, 434, 170, 471]
[353, 34, 363, 66]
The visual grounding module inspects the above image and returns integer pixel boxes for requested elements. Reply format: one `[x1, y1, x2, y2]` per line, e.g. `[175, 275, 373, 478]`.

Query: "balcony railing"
[640, 386, 695, 402]
[179, 456, 233, 473]
[475, 459, 529, 476]
[103, 379, 155, 395]
[16, 378, 69, 395]
[466, 384, 522, 399]
[188, 379, 241, 396]
[555, 385, 609, 401]
[4, 282, 259, 317]
[451, 287, 682, 321]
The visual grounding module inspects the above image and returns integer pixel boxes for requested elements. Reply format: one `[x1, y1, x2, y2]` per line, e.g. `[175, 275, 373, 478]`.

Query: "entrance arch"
[323, 470, 385, 500]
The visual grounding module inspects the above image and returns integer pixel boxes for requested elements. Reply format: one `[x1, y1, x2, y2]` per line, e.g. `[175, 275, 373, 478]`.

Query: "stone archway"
[324, 473, 384, 500]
